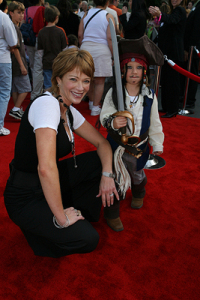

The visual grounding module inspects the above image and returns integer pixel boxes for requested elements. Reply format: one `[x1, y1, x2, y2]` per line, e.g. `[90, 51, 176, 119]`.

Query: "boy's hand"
[152, 151, 162, 156]
[113, 116, 127, 129]
[20, 65, 28, 75]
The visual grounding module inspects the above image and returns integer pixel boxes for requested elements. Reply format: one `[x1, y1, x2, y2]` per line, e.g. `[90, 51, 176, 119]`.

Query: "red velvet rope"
[168, 62, 200, 83]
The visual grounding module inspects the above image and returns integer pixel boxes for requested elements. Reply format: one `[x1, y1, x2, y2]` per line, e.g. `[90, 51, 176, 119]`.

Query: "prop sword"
[109, 18, 136, 145]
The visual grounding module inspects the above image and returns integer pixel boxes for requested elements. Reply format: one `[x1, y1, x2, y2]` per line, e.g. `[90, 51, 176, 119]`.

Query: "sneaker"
[91, 106, 101, 116]
[0, 127, 10, 136]
[9, 109, 23, 120]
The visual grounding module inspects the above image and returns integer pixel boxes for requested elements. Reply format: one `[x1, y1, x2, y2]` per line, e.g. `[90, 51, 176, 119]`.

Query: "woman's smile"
[56, 67, 91, 106]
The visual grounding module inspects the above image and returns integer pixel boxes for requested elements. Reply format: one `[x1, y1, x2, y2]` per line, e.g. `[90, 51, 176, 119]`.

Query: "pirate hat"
[118, 35, 164, 70]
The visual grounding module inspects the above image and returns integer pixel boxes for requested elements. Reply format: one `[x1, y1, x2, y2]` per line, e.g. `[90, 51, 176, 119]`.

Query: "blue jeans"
[43, 69, 52, 89]
[0, 63, 12, 129]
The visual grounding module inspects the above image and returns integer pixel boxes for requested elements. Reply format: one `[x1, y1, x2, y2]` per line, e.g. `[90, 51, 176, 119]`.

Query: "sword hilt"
[112, 110, 135, 144]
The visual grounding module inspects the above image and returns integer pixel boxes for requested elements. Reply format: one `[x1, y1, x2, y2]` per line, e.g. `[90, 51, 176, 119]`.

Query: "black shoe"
[186, 104, 195, 109]
[161, 112, 177, 118]
[9, 109, 24, 120]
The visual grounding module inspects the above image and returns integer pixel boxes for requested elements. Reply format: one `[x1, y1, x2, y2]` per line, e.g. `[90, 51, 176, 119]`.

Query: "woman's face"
[56, 68, 91, 106]
[171, 0, 182, 9]
[126, 61, 143, 87]
[128, 0, 132, 9]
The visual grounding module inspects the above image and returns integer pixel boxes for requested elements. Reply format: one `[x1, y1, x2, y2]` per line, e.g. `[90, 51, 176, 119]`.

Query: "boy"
[37, 5, 68, 90]
[8, 1, 31, 120]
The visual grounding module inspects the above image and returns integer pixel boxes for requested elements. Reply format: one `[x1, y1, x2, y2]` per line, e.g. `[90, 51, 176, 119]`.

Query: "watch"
[102, 172, 115, 179]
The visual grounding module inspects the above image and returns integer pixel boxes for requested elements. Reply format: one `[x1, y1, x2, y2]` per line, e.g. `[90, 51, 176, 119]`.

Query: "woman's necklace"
[57, 96, 77, 168]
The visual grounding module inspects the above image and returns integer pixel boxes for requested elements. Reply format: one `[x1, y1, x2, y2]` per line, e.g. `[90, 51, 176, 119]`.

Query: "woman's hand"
[122, 6, 128, 14]
[113, 116, 127, 129]
[63, 207, 85, 226]
[149, 6, 161, 17]
[96, 176, 119, 208]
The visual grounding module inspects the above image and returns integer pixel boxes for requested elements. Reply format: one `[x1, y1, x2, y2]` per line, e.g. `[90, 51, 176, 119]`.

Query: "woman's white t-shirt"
[28, 92, 85, 133]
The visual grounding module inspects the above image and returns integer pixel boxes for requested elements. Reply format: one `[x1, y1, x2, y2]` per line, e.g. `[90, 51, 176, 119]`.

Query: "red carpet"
[0, 96, 200, 300]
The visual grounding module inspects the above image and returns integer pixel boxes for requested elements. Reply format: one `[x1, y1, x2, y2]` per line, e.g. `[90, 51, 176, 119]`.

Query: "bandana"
[120, 53, 148, 71]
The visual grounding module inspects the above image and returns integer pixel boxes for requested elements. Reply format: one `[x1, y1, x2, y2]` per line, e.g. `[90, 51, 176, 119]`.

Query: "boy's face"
[10, 9, 24, 25]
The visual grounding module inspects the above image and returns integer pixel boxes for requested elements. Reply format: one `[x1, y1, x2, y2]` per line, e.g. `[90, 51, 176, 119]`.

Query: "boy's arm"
[13, 48, 27, 75]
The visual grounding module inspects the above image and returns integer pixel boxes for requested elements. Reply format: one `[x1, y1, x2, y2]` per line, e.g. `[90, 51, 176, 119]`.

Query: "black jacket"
[158, 6, 186, 61]
[184, 1, 200, 51]
[119, 12, 147, 39]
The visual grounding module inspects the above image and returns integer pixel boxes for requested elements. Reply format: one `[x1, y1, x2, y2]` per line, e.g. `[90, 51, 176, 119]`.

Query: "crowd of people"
[0, 0, 199, 257]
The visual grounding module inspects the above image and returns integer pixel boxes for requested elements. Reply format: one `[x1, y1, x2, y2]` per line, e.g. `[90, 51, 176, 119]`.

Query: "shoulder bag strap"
[84, 9, 103, 31]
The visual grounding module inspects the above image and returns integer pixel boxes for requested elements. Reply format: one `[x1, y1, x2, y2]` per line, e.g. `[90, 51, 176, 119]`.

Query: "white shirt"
[82, 8, 109, 45]
[0, 11, 17, 63]
[28, 92, 85, 135]
[106, 7, 119, 26]
[100, 88, 164, 153]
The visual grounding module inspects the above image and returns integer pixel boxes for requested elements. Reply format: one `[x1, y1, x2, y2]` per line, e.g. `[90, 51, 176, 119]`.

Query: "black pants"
[160, 60, 182, 113]
[4, 151, 102, 258]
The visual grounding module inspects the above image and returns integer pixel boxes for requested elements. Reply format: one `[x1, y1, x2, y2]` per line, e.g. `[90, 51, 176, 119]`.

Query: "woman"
[78, 0, 114, 116]
[4, 48, 119, 258]
[119, 0, 150, 39]
[149, 0, 186, 118]
[56, 0, 80, 38]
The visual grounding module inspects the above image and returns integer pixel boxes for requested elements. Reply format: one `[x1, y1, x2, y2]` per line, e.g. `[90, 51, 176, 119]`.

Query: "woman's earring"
[57, 84, 59, 87]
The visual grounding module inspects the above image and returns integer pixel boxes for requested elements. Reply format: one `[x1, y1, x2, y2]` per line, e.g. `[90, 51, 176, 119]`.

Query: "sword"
[109, 18, 136, 144]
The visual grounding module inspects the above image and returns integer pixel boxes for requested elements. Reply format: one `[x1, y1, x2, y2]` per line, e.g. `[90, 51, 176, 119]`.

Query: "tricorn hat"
[118, 35, 164, 70]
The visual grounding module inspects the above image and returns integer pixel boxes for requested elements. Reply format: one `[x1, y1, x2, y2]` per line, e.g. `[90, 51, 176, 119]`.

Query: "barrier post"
[154, 66, 161, 98]
[179, 46, 194, 115]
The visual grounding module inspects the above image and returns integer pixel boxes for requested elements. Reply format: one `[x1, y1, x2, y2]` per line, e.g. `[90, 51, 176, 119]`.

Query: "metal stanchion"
[179, 46, 194, 116]
[144, 66, 166, 170]
[154, 65, 161, 98]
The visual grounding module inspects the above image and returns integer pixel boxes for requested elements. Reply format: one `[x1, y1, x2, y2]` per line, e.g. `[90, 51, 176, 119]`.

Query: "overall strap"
[84, 9, 103, 31]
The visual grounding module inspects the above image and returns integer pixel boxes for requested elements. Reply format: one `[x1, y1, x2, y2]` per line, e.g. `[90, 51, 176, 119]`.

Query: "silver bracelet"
[53, 213, 70, 229]
[102, 172, 115, 179]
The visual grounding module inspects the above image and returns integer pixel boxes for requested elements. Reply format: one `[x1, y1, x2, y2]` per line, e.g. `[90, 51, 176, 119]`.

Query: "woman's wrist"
[53, 213, 70, 229]
[102, 172, 115, 179]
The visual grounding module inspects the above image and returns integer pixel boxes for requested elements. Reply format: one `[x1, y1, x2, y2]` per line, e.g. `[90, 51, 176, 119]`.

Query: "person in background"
[108, 0, 122, 22]
[187, 1, 193, 9]
[56, 0, 80, 38]
[8, 1, 31, 120]
[149, 0, 187, 118]
[106, 1, 119, 34]
[4, 48, 118, 258]
[78, 0, 114, 116]
[23, 0, 45, 100]
[120, 0, 150, 40]
[37, 5, 67, 90]
[79, 0, 88, 18]
[0, 0, 8, 13]
[67, 34, 79, 48]
[0, 0, 17, 136]
[180, 0, 200, 110]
